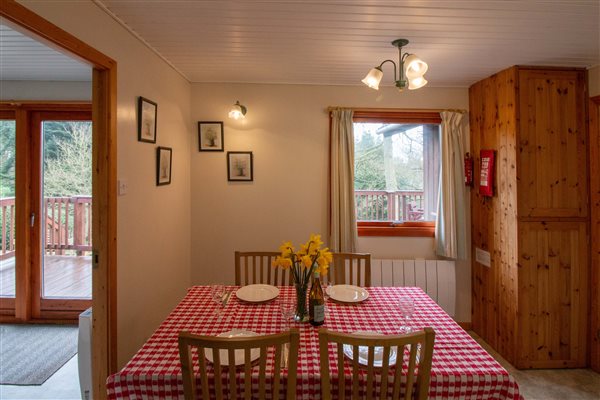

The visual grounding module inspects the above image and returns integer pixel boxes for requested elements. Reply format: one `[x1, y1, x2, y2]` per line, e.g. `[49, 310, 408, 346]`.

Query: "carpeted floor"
[0, 324, 78, 385]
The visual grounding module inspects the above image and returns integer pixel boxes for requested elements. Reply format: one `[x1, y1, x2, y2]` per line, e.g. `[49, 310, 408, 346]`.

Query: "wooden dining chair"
[235, 251, 293, 286]
[318, 328, 435, 400]
[178, 328, 300, 400]
[326, 252, 372, 287]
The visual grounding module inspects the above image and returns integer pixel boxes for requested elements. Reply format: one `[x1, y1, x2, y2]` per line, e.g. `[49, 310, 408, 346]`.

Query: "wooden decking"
[0, 255, 91, 299]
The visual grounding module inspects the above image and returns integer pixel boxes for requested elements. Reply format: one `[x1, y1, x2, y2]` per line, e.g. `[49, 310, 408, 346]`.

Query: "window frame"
[352, 110, 441, 237]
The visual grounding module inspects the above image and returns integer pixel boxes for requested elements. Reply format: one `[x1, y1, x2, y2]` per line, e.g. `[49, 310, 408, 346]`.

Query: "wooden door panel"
[517, 221, 588, 368]
[517, 69, 588, 218]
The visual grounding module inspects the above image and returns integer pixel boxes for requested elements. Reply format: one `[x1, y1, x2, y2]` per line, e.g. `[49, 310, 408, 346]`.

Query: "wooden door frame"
[590, 94, 600, 373]
[0, 1, 118, 398]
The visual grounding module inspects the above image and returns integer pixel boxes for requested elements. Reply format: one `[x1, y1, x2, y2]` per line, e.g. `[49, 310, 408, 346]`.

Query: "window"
[353, 111, 441, 237]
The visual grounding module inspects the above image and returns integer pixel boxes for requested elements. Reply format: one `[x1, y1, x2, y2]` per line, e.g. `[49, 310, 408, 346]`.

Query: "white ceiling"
[97, 0, 599, 87]
[0, 24, 91, 81]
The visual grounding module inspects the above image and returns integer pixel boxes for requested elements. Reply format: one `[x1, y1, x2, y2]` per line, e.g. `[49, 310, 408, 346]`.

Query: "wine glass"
[398, 297, 415, 334]
[278, 295, 295, 367]
[279, 296, 296, 329]
[210, 284, 225, 314]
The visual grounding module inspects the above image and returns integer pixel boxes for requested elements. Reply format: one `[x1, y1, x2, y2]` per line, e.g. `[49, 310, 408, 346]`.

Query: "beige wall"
[190, 83, 472, 321]
[590, 65, 600, 97]
[0, 80, 91, 101]
[18, 0, 193, 366]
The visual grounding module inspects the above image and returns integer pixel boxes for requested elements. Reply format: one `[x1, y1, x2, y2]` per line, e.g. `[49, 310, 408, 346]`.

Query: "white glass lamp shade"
[408, 76, 428, 90]
[228, 101, 247, 120]
[404, 54, 428, 79]
[361, 67, 383, 90]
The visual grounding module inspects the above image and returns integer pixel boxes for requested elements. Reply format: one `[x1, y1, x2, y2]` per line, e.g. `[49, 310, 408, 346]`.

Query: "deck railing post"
[74, 197, 85, 256]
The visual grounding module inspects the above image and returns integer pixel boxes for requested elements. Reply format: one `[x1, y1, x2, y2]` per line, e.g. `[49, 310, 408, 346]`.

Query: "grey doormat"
[0, 324, 78, 385]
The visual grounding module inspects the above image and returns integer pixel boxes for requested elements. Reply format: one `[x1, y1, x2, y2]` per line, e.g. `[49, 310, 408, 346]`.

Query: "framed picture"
[227, 151, 253, 182]
[138, 97, 157, 143]
[156, 147, 172, 186]
[198, 121, 224, 151]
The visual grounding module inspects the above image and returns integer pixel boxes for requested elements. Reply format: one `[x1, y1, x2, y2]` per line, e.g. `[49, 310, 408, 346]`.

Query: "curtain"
[329, 109, 358, 252]
[435, 111, 469, 260]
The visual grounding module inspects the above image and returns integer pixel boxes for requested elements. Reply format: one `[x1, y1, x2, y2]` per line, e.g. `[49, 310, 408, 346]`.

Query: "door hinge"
[30, 212, 35, 227]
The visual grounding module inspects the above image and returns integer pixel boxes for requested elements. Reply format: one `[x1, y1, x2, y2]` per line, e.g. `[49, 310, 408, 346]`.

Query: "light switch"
[118, 179, 128, 196]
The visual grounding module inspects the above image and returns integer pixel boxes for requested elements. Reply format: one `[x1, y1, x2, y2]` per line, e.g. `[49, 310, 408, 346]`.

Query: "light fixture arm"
[376, 59, 397, 82]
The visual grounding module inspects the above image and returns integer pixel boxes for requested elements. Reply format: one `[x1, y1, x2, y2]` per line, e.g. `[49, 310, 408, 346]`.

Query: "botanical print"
[198, 122, 224, 151]
[227, 152, 253, 181]
[157, 147, 172, 186]
[138, 97, 157, 143]
[232, 156, 248, 177]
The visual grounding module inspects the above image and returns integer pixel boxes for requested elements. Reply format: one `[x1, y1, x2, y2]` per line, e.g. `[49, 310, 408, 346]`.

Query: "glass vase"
[294, 281, 309, 323]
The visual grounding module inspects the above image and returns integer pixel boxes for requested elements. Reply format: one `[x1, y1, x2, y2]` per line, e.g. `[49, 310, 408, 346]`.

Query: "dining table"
[106, 285, 522, 399]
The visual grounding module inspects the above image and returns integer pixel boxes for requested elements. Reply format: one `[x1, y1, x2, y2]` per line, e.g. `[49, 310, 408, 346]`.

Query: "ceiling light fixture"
[228, 100, 247, 120]
[362, 39, 428, 91]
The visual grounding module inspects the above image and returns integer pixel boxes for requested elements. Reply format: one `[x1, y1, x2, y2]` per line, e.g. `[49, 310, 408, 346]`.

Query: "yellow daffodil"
[280, 257, 292, 269]
[321, 248, 333, 264]
[301, 255, 313, 268]
[298, 243, 308, 256]
[317, 255, 328, 268]
[315, 263, 329, 276]
[279, 241, 294, 257]
[273, 235, 328, 277]
[309, 233, 323, 248]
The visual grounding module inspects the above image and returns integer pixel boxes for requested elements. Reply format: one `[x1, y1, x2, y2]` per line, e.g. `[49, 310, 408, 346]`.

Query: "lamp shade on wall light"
[228, 100, 247, 120]
[361, 39, 428, 92]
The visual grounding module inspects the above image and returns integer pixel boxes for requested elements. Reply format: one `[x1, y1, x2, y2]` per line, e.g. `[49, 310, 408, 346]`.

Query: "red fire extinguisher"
[464, 152, 474, 187]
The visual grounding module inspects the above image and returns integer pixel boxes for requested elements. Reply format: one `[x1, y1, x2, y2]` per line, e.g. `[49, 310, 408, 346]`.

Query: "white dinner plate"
[235, 284, 279, 303]
[205, 330, 260, 366]
[327, 284, 369, 303]
[342, 331, 398, 367]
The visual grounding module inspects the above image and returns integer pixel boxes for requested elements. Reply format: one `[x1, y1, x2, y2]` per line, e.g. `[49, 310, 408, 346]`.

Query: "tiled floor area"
[0, 355, 80, 400]
[0, 334, 598, 399]
[471, 332, 600, 400]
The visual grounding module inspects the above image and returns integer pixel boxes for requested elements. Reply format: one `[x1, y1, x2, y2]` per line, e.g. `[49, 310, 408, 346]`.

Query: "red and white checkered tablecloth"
[107, 286, 522, 399]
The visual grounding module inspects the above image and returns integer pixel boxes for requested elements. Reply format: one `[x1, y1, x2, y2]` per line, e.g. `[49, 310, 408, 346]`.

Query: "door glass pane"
[0, 120, 16, 298]
[42, 120, 92, 299]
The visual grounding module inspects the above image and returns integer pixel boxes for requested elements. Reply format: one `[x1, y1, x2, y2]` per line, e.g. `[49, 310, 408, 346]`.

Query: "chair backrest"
[235, 251, 292, 286]
[318, 328, 435, 400]
[179, 328, 300, 400]
[326, 252, 372, 287]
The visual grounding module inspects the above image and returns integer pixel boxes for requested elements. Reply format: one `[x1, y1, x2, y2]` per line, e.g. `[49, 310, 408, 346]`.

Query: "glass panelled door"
[0, 113, 16, 308]
[39, 115, 92, 309]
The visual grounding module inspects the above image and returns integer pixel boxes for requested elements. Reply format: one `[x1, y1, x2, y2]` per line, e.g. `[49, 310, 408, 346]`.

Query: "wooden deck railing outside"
[355, 190, 425, 222]
[0, 196, 92, 260]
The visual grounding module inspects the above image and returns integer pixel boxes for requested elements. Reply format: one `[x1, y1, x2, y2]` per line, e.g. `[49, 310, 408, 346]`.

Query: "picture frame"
[138, 96, 157, 143]
[227, 151, 253, 182]
[198, 121, 224, 151]
[156, 146, 172, 186]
